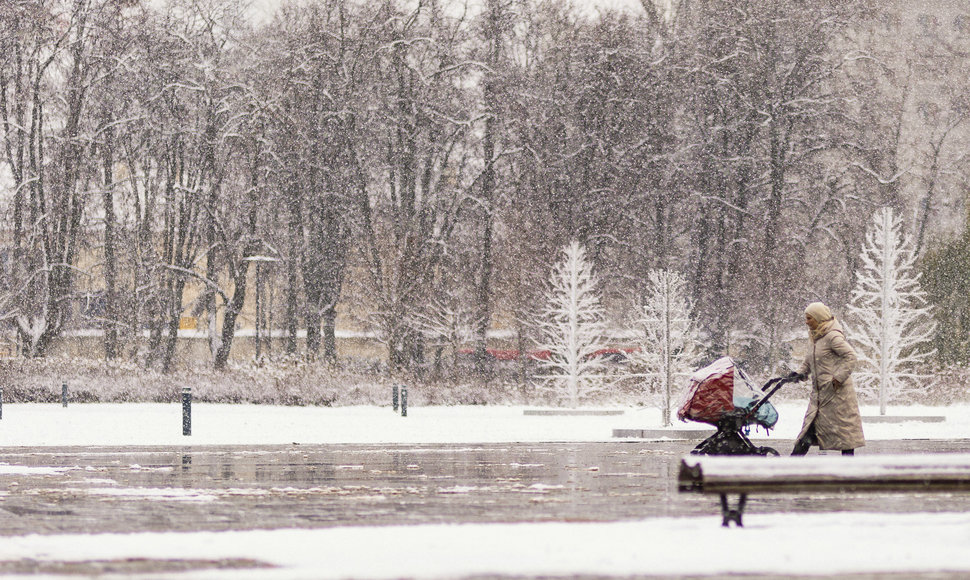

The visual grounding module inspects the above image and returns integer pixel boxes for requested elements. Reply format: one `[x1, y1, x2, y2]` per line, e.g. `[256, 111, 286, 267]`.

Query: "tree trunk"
[305, 305, 322, 359]
[214, 262, 251, 370]
[102, 128, 119, 359]
[161, 277, 186, 374]
[474, 0, 502, 375]
[284, 176, 302, 355]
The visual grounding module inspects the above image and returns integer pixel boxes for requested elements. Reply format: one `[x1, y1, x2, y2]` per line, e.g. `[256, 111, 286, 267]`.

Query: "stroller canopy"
[676, 356, 778, 429]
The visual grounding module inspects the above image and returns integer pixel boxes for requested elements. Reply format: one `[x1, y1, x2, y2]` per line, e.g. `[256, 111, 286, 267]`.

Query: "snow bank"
[0, 401, 967, 446]
[3, 512, 970, 579]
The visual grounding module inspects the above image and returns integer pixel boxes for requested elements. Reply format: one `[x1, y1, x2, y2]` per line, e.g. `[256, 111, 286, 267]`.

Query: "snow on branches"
[628, 269, 701, 426]
[531, 242, 612, 407]
[846, 207, 936, 414]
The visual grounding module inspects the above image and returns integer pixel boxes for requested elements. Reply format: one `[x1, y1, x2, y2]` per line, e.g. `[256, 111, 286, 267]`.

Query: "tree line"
[1, 0, 967, 374]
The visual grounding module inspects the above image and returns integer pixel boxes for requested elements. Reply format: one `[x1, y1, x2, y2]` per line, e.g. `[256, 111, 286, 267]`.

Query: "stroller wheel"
[757, 446, 780, 456]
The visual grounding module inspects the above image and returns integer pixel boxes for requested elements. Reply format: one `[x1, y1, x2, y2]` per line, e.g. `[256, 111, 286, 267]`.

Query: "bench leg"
[719, 493, 747, 527]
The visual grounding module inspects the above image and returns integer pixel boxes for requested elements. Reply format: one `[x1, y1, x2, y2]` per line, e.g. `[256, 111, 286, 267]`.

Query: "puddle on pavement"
[0, 440, 969, 536]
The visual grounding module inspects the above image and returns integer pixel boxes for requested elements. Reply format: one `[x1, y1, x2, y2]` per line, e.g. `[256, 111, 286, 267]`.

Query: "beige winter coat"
[795, 319, 865, 451]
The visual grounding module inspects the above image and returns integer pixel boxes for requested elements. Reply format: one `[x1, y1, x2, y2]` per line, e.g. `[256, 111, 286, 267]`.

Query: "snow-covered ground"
[1, 401, 969, 579]
[4, 512, 970, 580]
[0, 401, 965, 446]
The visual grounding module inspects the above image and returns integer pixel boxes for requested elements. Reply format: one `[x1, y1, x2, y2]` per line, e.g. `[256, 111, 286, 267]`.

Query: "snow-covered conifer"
[846, 207, 937, 414]
[531, 242, 610, 407]
[629, 269, 701, 426]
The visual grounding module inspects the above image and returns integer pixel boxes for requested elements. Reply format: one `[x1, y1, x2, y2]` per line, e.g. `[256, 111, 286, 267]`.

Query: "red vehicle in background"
[457, 347, 551, 361]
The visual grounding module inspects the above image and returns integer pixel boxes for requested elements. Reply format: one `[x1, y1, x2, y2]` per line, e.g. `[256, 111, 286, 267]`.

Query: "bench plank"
[679, 454, 970, 494]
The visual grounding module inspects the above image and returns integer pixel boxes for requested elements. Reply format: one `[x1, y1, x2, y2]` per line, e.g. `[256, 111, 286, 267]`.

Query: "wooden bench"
[678, 454, 970, 527]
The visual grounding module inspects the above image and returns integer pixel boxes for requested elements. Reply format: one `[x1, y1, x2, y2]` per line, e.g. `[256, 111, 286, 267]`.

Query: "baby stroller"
[676, 357, 794, 456]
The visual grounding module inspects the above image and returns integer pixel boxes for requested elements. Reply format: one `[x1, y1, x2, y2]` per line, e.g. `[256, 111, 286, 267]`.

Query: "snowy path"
[3, 512, 970, 579]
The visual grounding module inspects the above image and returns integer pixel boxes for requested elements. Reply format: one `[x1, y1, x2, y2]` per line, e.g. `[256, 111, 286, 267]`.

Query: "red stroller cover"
[676, 356, 779, 429]
[676, 357, 737, 424]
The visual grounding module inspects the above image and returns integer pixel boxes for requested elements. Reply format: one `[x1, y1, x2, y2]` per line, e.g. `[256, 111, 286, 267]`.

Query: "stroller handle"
[743, 375, 795, 423]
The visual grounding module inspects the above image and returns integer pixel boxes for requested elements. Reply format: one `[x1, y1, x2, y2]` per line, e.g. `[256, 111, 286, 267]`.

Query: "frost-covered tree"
[532, 242, 610, 407]
[846, 207, 936, 414]
[629, 269, 702, 426]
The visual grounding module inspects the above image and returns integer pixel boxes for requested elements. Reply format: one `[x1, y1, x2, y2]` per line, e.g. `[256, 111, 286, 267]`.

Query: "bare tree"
[129, 0, 256, 371]
[469, 0, 512, 374]
[351, 0, 477, 374]
[680, 0, 869, 367]
[0, 0, 114, 356]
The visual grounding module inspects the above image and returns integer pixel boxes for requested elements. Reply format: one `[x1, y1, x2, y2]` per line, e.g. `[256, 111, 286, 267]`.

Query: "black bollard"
[61, 383, 68, 408]
[392, 385, 399, 412]
[182, 386, 192, 436]
[401, 386, 408, 417]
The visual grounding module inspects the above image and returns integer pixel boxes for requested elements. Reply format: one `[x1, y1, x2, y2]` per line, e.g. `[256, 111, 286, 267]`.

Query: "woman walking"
[787, 302, 865, 456]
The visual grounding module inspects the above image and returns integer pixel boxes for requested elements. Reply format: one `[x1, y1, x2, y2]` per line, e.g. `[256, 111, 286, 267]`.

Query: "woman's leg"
[791, 422, 818, 456]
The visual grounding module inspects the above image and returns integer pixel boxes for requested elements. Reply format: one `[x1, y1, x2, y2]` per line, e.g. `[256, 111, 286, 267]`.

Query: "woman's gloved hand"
[786, 371, 806, 382]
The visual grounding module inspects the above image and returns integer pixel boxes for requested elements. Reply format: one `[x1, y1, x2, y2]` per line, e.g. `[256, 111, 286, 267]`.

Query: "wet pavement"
[1, 439, 969, 537]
